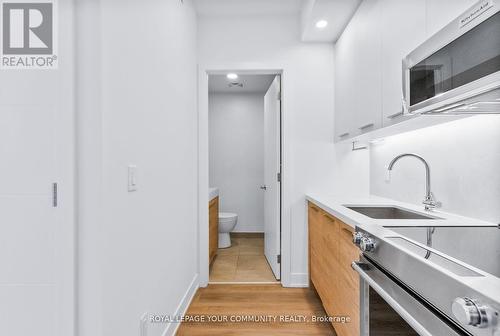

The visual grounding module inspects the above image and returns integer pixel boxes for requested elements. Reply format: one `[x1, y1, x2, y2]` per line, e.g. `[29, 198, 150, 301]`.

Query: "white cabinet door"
[350, 0, 382, 135]
[335, 22, 357, 141]
[426, 0, 478, 37]
[335, 0, 382, 140]
[381, 0, 426, 125]
[0, 3, 75, 335]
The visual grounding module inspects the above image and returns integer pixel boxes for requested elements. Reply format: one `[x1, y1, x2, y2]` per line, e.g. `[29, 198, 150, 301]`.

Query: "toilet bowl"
[218, 212, 238, 248]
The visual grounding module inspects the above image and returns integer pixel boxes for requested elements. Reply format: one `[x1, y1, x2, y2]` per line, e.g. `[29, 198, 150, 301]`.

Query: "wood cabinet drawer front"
[321, 212, 339, 250]
[308, 203, 360, 336]
[338, 225, 360, 290]
[308, 204, 323, 247]
[337, 265, 360, 308]
[338, 221, 354, 243]
[310, 249, 338, 317]
[209, 197, 219, 263]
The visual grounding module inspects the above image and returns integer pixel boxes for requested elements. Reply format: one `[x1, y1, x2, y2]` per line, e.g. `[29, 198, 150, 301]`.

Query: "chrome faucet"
[388, 153, 441, 211]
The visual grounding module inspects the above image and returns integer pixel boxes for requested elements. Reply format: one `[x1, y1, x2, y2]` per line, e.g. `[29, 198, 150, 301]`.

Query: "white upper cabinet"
[334, 0, 481, 142]
[335, 16, 358, 140]
[381, 0, 426, 126]
[335, 0, 382, 141]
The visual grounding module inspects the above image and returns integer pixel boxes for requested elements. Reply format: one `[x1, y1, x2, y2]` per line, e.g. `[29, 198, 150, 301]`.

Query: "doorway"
[206, 73, 282, 284]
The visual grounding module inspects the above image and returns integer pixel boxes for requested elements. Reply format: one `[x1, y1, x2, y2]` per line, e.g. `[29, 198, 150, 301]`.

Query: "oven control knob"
[360, 237, 375, 252]
[452, 297, 492, 328]
[352, 232, 363, 245]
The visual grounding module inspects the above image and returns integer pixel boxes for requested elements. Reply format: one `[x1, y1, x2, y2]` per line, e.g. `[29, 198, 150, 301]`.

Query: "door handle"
[260, 185, 267, 190]
[359, 123, 374, 130]
[387, 111, 404, 119]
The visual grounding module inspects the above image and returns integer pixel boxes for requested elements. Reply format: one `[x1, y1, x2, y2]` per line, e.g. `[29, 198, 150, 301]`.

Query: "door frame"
[197, 63, 290, 287]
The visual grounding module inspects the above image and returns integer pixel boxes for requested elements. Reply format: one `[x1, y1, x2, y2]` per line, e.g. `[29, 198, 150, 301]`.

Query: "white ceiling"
[194, 0, 361, 43]
[194, 0, 302, 16]
[301, 0, 362, 42]
[209, 74, 275, 93]
[193, 0, 303, 17]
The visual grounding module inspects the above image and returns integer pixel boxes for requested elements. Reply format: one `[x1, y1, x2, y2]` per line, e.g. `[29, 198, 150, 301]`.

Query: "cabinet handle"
[358, 123, 374, 130]
[387, 111, 404, 119]
[339, 132, 350, 138]
[341, 227, 353, 237]
[322, 213, 336, 222]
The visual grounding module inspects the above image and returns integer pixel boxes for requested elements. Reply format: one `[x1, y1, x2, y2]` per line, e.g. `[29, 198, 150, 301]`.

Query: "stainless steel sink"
[345, 206, 440, 220]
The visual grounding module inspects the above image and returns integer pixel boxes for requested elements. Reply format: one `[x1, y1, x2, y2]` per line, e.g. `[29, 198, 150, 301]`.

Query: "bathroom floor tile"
[209, 235, 278, 283]
[237, 237, 264, 246]
[234, 255, 277, 282]
[217, 244, 240, 256]
[209, 255, 238, 282]
[238, 244, 263, 255]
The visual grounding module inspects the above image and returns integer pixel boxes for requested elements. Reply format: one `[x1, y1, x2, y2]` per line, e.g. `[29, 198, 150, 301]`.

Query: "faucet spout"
[387, 153, 440, 211]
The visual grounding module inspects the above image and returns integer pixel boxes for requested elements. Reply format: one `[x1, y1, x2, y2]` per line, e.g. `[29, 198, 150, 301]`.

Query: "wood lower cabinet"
[308, 202, 360, 336]
[209, 197, 219, 265]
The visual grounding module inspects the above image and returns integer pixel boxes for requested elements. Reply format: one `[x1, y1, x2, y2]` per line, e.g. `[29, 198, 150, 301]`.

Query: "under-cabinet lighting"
[370, 138, 386, 145]
[227, 73, 238, 80]
[433, 103, 466, 112]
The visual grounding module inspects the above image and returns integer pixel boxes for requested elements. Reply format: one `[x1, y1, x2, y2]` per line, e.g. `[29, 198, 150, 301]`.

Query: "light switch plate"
[128, 165, 138, 192]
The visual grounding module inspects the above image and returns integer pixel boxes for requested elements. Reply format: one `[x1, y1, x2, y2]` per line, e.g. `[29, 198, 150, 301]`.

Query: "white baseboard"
[161, 273, 199, 336]
[288, 273, 308, 288]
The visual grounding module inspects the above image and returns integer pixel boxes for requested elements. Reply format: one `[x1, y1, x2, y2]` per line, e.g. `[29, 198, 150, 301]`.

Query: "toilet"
[218, 212, 238, 248]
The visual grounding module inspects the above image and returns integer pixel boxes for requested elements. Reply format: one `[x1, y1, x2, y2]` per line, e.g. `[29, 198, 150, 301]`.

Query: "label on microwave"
[459, 0, 495, 28]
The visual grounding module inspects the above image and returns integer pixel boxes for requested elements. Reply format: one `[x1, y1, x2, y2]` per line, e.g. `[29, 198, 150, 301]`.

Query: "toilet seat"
[219, 212, 237, 221]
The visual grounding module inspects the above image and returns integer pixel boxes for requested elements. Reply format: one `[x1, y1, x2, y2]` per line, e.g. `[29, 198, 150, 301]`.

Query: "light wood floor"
[210, 234, 278, 283]
[176, 284, 336, 335]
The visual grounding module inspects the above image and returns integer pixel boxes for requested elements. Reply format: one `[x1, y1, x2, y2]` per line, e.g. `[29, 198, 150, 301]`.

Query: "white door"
[264, 76, 281, 280]
[0, 69, 74, 336]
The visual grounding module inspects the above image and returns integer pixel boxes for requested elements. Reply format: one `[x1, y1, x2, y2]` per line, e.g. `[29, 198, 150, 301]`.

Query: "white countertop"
[306, 193, 500, 305]
[306, 193, 496, 228]
[209, 188, 219, 201]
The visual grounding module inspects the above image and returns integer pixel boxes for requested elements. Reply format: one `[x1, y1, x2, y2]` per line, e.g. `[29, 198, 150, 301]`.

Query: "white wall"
[198, 14, 369, 286]
[209, 93, 265, 232]
[77, 1, 199, 335]
[370, 116, 500, 223]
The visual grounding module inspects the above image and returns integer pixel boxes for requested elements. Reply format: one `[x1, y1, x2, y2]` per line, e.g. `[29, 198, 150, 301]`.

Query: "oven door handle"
[352, 261, 433, 336]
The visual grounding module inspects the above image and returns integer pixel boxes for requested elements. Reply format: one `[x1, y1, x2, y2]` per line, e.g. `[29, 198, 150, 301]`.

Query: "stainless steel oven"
[353, 255, 466, 336]
[403, 0, 500, 115]
[352, 225, 500, 336]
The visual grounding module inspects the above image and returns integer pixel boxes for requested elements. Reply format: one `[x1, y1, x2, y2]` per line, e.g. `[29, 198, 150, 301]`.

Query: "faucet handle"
[423, 192, 441, 211]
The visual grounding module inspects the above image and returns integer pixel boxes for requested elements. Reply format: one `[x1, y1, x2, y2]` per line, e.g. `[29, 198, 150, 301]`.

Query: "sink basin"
[345, 206, 440, 220]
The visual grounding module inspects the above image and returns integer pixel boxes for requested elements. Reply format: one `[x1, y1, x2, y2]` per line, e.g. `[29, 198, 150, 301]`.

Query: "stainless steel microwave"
[403, 0, 500, 115]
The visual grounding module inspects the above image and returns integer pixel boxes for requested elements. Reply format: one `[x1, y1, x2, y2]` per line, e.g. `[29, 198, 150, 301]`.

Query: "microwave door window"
[451, 11, 500, 88]
[410, 50, 451, 106]
[410, 63, 446, 106]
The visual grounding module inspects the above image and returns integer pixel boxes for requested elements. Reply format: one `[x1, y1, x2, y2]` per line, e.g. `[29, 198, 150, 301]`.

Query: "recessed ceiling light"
[315, 20, 328, 29]
[227, 73, 238, 80]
